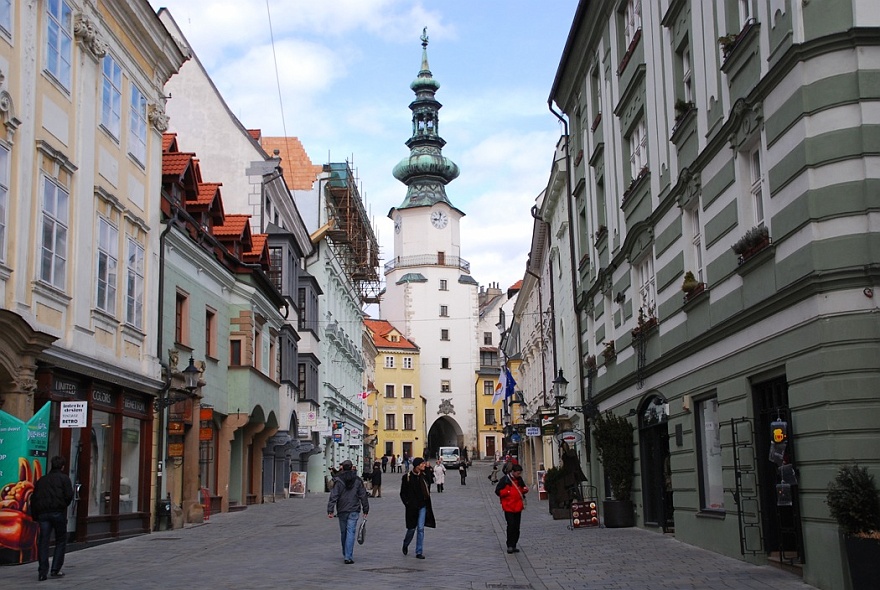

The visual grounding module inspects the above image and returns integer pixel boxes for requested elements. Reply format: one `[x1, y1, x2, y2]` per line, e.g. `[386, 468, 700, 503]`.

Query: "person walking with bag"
[327, 460, 369, 564]
[458, 460, 468, 485]
[400, 457, 435, 559]
[495, 463, 528, 554]
[433, 459, 446, 493]
[31, 455, 74, 581]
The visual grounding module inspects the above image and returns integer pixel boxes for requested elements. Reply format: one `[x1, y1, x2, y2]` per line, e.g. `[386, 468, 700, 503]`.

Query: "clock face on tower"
[394, 214, 402, 234]
[431, 210, 448, 229]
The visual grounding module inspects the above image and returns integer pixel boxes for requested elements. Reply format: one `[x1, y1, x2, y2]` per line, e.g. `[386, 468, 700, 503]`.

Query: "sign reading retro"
[60, 401, 88, 428]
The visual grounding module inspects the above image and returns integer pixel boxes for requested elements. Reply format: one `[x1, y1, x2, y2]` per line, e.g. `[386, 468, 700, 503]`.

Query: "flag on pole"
[359, 391, 370, 400]
[492, 365, 516, 405]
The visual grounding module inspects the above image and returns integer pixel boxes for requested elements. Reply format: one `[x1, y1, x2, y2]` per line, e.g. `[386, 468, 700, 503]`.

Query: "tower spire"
[392, 27, 460, 209]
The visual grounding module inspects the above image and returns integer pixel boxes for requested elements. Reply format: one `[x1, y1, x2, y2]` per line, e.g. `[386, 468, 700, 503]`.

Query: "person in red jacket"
[494, 463, 528, 554]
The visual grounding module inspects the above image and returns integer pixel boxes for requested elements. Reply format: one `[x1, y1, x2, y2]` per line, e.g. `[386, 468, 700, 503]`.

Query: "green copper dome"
[392, 28, 460, 210]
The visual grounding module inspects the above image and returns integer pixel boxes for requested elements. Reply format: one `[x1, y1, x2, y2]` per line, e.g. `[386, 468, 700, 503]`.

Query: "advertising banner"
[288, 471, 307, 497]
[0, 404, 50, 565]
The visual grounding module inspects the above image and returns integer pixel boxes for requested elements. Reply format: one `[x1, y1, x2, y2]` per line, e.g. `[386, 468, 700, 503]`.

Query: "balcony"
[385, 254, 470, 274]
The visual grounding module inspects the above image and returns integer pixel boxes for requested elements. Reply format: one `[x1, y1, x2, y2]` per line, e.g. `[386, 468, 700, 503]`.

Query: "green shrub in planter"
[826, 464, 880, 590]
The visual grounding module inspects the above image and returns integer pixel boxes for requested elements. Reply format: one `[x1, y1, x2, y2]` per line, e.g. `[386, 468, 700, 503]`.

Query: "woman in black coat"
[370, 461, 382, 497]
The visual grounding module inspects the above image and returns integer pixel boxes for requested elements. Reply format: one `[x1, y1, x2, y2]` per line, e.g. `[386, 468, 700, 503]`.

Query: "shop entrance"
[752, 376, 804, 565]
[639, 396, 674, 532]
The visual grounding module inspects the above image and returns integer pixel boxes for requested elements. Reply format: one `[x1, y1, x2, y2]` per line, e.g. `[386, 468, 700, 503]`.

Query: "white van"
[438, 447, 460, 468]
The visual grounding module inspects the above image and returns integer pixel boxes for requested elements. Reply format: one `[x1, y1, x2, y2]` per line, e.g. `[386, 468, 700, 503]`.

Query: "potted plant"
[681, 271, 705, 302]
[674, 99, 695, 121]
[718, 33, 739, 59]
[592, 411, 635, 527]
[826, 464, 880, 589]
[601, 340, 616, 361]
[731, 225, 770, 264]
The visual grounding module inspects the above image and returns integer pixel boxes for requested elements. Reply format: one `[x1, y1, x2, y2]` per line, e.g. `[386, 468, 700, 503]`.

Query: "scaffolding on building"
[323, 162, 381, 304]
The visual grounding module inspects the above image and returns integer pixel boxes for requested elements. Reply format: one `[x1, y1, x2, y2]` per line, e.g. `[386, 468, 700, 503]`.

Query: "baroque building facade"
[548, 1, 880, 589]
[0, 0, 185, 554]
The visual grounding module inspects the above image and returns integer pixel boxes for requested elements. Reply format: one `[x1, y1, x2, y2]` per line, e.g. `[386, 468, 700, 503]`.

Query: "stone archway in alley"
[427, 415, 463, 460]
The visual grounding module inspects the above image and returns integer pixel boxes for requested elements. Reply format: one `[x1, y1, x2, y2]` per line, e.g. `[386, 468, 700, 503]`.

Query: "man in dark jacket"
[327, 460, 369, 564]
[399, 457, 435, 559]
[31, 455, 74, 581]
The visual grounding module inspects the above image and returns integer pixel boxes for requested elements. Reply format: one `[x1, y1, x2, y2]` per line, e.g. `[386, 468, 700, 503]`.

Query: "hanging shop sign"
[555, 430, 584, 445]
[168, 442, 184, 457]
[60, 401, 88, 428]
[525, 426, 541, 437]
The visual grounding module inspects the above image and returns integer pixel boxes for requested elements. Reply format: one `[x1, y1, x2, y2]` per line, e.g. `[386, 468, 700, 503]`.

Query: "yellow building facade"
[364, 319, 423, 466]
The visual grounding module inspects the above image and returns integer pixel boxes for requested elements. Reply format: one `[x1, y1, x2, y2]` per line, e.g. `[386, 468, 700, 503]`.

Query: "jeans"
[337, 512, 359, 560]
[402, 505, 426, 555]
[37, 511, 68, 576]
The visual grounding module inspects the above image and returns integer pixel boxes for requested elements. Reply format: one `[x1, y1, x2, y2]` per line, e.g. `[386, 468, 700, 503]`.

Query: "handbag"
[357, 517, 367, 544]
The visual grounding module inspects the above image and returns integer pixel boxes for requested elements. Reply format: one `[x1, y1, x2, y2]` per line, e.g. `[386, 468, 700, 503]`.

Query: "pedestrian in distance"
[390, 454, 397, 473]
[371, 461, 382, 498]
[31, 455, 74, 581]
[382, 454, 388, 473]
[495, 463, 529, 554]
[458, 460, 468, 485]
[433, 458, 446, 493]
[488, 461, 499, 484]
[327, 460, 369, 564]
[403, 452, 411, 473]
[400, 457, 435, 559]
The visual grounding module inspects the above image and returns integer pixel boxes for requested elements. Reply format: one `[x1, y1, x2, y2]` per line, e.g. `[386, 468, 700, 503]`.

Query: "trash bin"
[157, 498, 172, 531]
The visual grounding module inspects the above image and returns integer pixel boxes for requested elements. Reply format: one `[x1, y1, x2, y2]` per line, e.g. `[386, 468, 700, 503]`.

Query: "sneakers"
[344, 559, 354, 564]
[416, 554, 425, 559]
[38, 574, 47, 581]
[50, 571, 65, 578]
[507, 547, 514, 554]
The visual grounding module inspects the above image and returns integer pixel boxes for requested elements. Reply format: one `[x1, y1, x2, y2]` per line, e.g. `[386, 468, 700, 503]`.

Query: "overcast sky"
[148, 0, 579, 293]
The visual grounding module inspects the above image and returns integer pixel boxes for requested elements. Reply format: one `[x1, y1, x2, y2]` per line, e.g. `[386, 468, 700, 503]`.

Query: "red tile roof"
[162, 133, 177, 152]
[195, 182, 222, 206]
[260, 136, 322, 190]
[214, 213, 251, 239]
[248, 129, 261, 141]
[364, 319, 419, 351]
[162, 152, 195, 177]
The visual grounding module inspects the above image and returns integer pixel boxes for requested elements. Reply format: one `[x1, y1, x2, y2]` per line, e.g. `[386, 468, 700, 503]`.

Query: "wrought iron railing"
[384, 254, 470, 273]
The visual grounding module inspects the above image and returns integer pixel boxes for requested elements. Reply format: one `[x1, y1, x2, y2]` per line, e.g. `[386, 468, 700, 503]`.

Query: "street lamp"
[156, 357, 201, 410]
[553, 369, 569, 408]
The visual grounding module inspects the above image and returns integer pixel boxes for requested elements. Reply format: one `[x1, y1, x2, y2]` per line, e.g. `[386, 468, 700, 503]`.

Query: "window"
[123, 238, 145, 327]
[297, 363, 306, 401]
[129, 84, 147, 165]
[0, 0, 11, 36]
[205, 309, 216, 358]
[384, 356, 395, 369]
[230, 339, 242, 366]
[440, 329, 449, 341]
[749, 147, 765, 227]
[623, 0, 642, 48]
[681, 47, 694, 102]
[385, 414, 396, 430]
[385, 442, 394, 456]
[441, 380, 451, 393]
[389, 334, 399, 343]
[268, 247, 283, 292]
[590, 67, 602, 124]
[403, 385, 413, 399]
[687, 207, 705, 283]
[483, 380, 495, 396]
[297, 287, 306, 331]
[119, 415, 142, 514]
[483, 332, 492, 345]
[403, 357, 413, 369]
[738, 0, 753, 27]
[628, 118, 648, 179]
[697, 397, 724, 511]
[385, 384, 395, 398]
[441, 357, 450, 369]
[635, 255, 656, 317]
[88, 409, 114, 516]
[96, 218, 118, 314]
[403, 414, 414, 430]
[101, 56, 122, 137]
[484, 408, 496, 425]
[480, 350, 499, 367]
[439, 305, 448, 317]
[439, 279, 448, 291]
[45, 0, 73, 89]
[40, 177, 69, 289]
[254, 327, 262, 369]
[175, 292, 188, 345]
[0, 144, 8, 261]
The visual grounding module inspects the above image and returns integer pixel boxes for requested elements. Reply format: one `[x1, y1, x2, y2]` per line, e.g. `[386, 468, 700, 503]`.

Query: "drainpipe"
[548, 101, 588, 427]
[155, 208, 175, 530]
